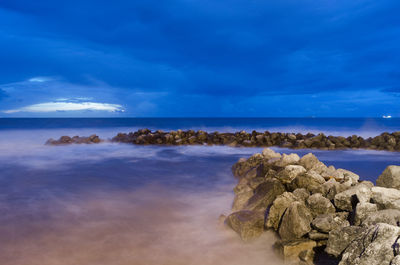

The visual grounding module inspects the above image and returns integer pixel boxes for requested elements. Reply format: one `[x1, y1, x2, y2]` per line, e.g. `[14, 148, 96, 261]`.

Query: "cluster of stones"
[46, 134, 101, 145]
[112, 129, 400, 151]
[224, 148, 400, 265]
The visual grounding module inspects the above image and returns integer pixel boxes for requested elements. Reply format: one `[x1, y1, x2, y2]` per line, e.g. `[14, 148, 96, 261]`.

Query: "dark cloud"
[0, 0, 399, 116]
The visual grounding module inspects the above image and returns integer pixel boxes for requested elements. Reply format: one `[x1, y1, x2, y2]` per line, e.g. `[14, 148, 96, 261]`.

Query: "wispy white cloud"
[3, 101, 125, 113]
[28, 77, 52, 83]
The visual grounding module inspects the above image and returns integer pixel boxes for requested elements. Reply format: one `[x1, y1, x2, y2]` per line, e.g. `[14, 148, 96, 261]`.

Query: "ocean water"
[0, 118, 400, 265]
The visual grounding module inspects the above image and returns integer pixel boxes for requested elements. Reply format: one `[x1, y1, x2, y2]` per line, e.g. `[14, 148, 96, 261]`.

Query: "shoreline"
[47, 129, 400, 152]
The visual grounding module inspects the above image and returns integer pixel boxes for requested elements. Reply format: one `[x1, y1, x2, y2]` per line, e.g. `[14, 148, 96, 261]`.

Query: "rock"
[266, 192, 298, 230]
[354, 202, 378, 225]
[392, 256, 400, 265]
[245, 178, 286, 211]
[225, 210, 265, 241]
[275, 153, 300, 167]
[308, 230, 329, 241]
[334, 183, 372, 211]
[336, 168, 360, 185]
[339, 223, 400, 265]
[377, 166, 400, 189]
[274, 239, 316, 264]
[306, 193, 336, 217]
[232, 191, 253, 211]
[233, 177, 252, 194]
[293, 188, 310, 201]
[262, 148, 281, 160]
[277, 165, 307, 184]
[362, 209, 400, 226]
[311, 212, 349, 233]
[279, 201, 313, 241]
[318, 179, 349, 200]
[299, 153, 320, 170]
[288, 171, 325, 194]
[371, 186, 400, 210]
[325, 226, 367, 258]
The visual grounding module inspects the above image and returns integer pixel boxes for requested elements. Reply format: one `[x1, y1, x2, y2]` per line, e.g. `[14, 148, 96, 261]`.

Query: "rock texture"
[224, 148, 400, 265]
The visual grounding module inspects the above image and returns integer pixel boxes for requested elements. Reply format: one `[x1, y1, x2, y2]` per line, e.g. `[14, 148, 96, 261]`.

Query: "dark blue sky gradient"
[0, 0, 399, 117]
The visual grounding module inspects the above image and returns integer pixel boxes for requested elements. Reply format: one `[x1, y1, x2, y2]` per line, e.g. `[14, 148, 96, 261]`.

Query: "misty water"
[1, 119, 400, 265]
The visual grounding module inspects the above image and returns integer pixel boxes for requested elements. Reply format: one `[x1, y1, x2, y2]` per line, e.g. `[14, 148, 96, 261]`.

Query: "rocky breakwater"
[46, 134, 102, 145]
[225, 148, 400, 265]
[112, 129, 400, 151]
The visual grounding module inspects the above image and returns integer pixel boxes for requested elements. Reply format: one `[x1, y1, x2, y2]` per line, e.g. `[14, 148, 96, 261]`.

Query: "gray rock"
[274, 239, 316, 264]
[334, 183, 372, 211]
[377, 165, 400, 189]
[299, 153, 320, 170]
[317, 179, 350, 200]
[266, 192, 297, 230]
[262, 148, 282, 160]
[233, 177, 252, 194]
[245, 178, 286, 211]
[362, 209, 400, 226]
[392, 256, 400, 265]
[337, 168, 360, 186]
[232, 190, 253, 211]
[225, 210, 265, 241]
[279, 201, 313, 241]
[325, 226, 367, 258]
[339, 223, 400, 265]
[371, 186, 400, 210]
[293, 188, 310, 201]
[354, 202, 378, 225]
[277, 165, 307, 184]
[307, 193, 336, 217]
[311, 212, 349, 233]
[308, 230, 329, 241]
[275, 153, 300, 167]
[288, 171, 325, 194]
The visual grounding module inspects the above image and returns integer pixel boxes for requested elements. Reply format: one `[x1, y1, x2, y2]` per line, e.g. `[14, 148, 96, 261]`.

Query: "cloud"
[28, 76, 52, 83]
[3, 101, 124, 113]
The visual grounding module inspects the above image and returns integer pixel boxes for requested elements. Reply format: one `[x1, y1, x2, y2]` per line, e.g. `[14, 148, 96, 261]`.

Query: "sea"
[0, 118, 399, 265]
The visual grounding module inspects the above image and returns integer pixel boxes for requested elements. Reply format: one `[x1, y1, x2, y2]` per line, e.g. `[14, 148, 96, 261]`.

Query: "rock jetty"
[225, 148, 400, 265]
[46, 134, 102, 145]
[47, 129, 400, 152]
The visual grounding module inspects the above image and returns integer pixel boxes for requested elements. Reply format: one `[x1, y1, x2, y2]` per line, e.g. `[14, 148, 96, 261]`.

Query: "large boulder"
[225, 210, 265, 241]
[288, 171, 325, 194]
[334, 183, 372, 211]
[277, 165, 307, 184]
[245, 178, 286, 211]
[362, 209, 400, 226]
[317, 179, 349, 200]
[339, 223, 400, 265]
[354, 202, 378, 225]
[279, 201, 313, 241]
[275, 153, 300, 167]
[377, 166, 400, 189]
[274, 239, 316, 264]
[371, 186, 400, 210]
[306, 193, 336, 217]
[336, 168, 360, 186]
[262, 148, 282, 160]
[299, 153, 328, 174]
[311, 212, 349, 233]
[266, 192, 298, 230]
[325, 226, 368, 258]
[232, 190, 253, 211]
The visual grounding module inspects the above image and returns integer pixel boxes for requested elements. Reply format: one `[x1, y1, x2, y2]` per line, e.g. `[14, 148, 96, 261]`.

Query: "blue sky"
[0, 0, 399, 117]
